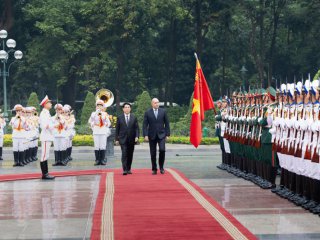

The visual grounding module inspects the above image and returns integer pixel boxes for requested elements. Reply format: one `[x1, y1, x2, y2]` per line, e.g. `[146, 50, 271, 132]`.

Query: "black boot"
[0, 147, 3, 160]
[13, 151, 19, 167]
[34, 147, 39, 161]
[52, 151, 60, 166]
[94, 150, 100, 166]
[20, 150, 28, 165]
[40, 161, 55, 180]
[18, 151, 25, 166]
[60, 150, 68, 166]
[100, 150, 107, 165]
[25, 149, 30, 164]
[68, 147, 73, 161]
[30, 147, 36, 162]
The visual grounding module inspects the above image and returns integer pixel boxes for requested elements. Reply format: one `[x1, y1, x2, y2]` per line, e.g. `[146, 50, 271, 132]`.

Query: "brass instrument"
[34, 112, 38, 116]
[95, 89, 114, 108]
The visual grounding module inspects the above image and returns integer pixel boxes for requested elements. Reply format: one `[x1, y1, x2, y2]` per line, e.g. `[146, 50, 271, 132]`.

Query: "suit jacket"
[116, 113, 139, 145]
[143, 108, 170, 140]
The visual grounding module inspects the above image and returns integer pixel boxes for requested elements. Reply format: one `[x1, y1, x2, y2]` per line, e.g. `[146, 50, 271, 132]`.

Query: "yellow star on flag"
[192, 98, 200, 115]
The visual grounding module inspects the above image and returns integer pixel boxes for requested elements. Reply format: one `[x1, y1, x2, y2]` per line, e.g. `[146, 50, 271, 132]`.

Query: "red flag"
[190, 56, 215, 148]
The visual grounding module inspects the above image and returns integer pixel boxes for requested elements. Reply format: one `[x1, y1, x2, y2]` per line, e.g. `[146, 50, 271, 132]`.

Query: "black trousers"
[149, 136, 166, 171]
[120, 143, 135, 171]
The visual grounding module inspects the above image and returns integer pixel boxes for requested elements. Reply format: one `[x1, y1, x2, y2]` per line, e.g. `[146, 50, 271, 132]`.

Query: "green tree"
[134, 91, 152, 127]
[27, 92, 40, 112]
[81, 91, 95, 125]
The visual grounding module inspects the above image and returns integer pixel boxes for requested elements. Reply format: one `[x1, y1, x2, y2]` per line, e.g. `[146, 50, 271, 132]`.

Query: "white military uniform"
[89, 110, 111, 150]
[64, 105, 76, 161]
[0, 116, 6, 149]
[40, 108, 55, 162]
[31, 108, 40, 160]
[10, 115, 27, 152]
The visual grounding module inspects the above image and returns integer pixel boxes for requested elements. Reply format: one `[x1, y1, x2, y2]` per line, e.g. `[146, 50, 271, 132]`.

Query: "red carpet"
[93, 169, 256, 240]
[0, 169, 256, 240]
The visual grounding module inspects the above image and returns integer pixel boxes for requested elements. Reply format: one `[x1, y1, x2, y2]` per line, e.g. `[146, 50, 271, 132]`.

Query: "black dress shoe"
[127, 170, 132, 174]
[42, 174, 55, 180]
[160, 169, 165, 174]
[152, 170, 157, 175]
[94, 161, 100, 166]
[123, 171, 127, 175]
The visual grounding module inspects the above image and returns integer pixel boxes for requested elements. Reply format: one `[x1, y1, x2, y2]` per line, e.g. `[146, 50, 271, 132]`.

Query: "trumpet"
[68, 110, 74, 117]
[96, 109, 102, 116]
[34, 112, 38, 116]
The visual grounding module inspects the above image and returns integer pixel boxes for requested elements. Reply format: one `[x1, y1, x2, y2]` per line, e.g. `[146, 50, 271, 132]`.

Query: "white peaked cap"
[303, 79, 311, 93]
[311, 79, 320, 95]
[295, 81, 302, 95]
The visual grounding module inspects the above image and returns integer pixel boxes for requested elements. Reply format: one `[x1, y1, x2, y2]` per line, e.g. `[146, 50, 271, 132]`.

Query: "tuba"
[95, 89, 114, 108]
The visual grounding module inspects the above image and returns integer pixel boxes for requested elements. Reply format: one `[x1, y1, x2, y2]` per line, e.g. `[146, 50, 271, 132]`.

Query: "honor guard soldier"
[89, 99, 111, 166]
[52, 104, 68, 166]
[63, 105, 75, 162]
[215, 97, 225, 169]
[308, 79, 320, 214]
[30, 106, 40, 161]
[24, 107, 35, 164]
[10, 105, 27, 167]
[39, 95, 55, 180]
[258, 86, 277, 189]
[218, 96, 231, 169]
[0, 110, 6, 160]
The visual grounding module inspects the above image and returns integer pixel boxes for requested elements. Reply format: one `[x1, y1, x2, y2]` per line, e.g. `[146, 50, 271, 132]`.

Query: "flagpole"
[194, 52, 216, 115]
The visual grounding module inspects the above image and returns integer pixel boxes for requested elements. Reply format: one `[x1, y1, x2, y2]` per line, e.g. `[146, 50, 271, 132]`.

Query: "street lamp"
[0, 29, 23, 130]
[240, 65, 248, 91]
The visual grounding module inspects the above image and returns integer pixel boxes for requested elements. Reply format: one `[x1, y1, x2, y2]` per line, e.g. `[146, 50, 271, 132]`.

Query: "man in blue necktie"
[143, 98, 171, 175]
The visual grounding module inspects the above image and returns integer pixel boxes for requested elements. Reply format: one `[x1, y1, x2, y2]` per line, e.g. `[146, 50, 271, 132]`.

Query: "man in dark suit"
[143, 98, 170, 175]
[115, 103, 139, 175]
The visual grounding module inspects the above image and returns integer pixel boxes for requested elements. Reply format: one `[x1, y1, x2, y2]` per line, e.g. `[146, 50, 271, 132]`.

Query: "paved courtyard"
[0, 144, 320, 239]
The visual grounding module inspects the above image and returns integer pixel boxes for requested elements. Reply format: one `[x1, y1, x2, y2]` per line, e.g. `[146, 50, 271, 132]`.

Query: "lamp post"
[240, 65, 248, 91]
[0, 30, 23, 130]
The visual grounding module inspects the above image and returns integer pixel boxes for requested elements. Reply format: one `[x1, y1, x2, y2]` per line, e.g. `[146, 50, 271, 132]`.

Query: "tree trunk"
[62, 58, 78, 108]
[0, 0, 13, 30]
[116, 43, 124, 114]
[258, 0, 265, 87]
[195, 0, 202, 57]
[267, 0, 285, 87]
[166, 18, 177, 106]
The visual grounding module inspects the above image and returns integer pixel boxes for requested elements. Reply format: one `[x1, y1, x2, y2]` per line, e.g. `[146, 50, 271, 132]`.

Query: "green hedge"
[1, 135, 219, 146]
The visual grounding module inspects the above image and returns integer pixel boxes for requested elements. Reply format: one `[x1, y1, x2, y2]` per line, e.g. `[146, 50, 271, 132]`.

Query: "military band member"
[10, 105, 27, 167]
[89, 99, 111, 166]
[30, 106, 40, 161]
[52, 104, 67, 166]
[63, 104, 75, 161]
[24, 107, 34, 164]
[0, 111, 6, 160]
[39, 95, 55, 180]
